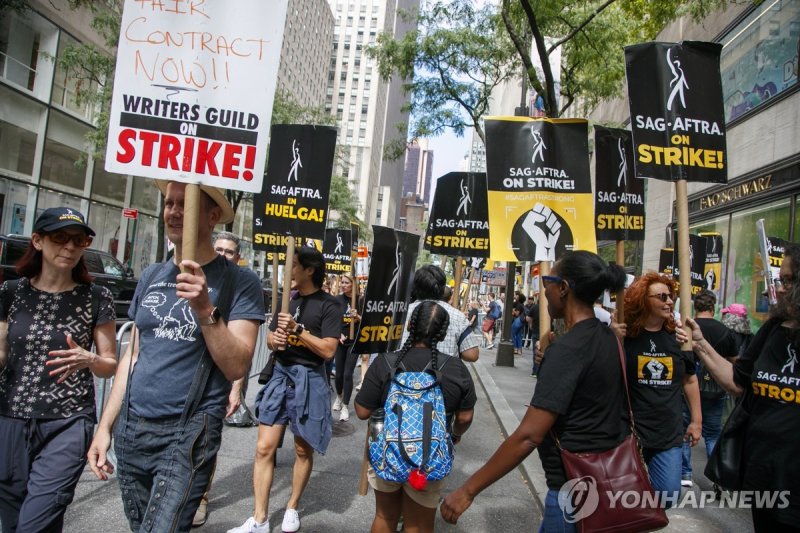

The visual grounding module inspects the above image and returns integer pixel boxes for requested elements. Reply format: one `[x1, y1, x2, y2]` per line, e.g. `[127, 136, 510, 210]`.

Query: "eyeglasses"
[47, 231, 93, 248]
[215, 247, 237, 258]
[542, 275, 574, 288]
[775, 276, 795, 291]
[648, 293, 674, 303]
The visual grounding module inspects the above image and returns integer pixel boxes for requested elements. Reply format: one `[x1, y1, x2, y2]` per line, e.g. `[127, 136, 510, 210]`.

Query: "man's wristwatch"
[293, 323, 305, 336]
[199, 307, 221, 326]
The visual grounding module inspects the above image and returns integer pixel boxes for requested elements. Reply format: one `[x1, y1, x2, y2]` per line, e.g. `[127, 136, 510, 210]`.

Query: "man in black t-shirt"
[681, 289, 737, 487]
[235, 247, 342, 533]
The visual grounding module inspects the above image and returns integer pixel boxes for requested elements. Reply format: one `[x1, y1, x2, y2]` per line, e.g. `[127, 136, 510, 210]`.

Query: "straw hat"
[155, 180, 235, 225]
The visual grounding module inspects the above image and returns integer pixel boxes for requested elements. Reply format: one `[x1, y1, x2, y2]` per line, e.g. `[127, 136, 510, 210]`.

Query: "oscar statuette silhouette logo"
[617, 138, 627, 188]
[456, 178, 471, 217]
[666, 47, 689, 112]
[531, 129, 547, 164]
[386, 243, 401, 296]
[288, 139, 302, 182]
[334, 232, 343, 254]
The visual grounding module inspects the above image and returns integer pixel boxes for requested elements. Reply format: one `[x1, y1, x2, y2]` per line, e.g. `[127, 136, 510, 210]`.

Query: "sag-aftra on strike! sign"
[105, 0, 287, 193]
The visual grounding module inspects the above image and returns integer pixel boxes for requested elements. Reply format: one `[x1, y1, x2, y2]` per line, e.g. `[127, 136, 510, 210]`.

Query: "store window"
[37, 187, 84, 215]
[0, 178, 35, 234]
[51, 33, 98, 122]
[129, 213, 159, 276]
[0, 9, 58, 99]
[689, 213, 731, 310]
[40, 110, 91, 194]
[724, 198, 791, 328]
[0, 85, 44, 179]
[131, 177, 160, 214]
[91, 158, 127, 205]
[88, 201, 123, 256]
[720, 0, 800, 122]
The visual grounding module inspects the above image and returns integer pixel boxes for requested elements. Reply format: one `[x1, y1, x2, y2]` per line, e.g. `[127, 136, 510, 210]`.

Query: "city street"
[65, 354, 539, 532]
[64, 342, 755, 532]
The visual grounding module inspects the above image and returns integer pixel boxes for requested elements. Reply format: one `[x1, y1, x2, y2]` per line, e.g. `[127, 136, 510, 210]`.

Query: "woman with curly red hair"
[623, 272, 701, 507]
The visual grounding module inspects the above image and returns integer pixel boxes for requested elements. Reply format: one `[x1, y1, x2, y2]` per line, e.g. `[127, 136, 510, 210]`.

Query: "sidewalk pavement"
[470, 343, 752, 533]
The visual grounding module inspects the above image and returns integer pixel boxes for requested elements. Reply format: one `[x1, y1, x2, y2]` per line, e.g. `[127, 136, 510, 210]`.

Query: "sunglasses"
[775, 276, 795, 291]
[46, 231, 93, 248]
[542, 275, 574, 288]
[648, 293, 674, 303]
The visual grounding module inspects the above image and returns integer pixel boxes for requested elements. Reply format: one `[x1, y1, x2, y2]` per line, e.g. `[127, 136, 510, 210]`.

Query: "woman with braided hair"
[355, 300, 476, 533]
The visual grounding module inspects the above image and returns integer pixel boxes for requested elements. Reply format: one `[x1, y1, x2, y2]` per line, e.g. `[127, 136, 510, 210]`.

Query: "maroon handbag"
[553, 338, 668, 533]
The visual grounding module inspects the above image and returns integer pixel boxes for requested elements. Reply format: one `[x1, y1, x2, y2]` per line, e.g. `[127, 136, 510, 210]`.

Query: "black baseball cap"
[33, 207, 96, 236]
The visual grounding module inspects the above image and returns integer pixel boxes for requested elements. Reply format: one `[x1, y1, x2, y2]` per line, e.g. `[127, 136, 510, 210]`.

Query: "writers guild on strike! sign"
[114, 100, 260, 182]
[252, 124, 337, 253]
[593, 126, 645, 241]
[424, 172, 490, 257]
[484, 117, 596, 263]
[625, 41, 728, 184]
[105, 0, 287, 193]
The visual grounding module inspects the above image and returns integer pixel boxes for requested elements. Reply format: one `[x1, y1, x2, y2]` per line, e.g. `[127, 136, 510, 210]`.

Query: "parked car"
[0, 234, 138, 324]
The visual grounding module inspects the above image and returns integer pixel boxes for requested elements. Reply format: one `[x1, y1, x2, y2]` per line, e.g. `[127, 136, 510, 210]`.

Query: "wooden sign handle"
[676, 180, 692, 351]
[282, 236, 295, 313]
[615, 240, 625, 323]
[177, 184, 200, 272]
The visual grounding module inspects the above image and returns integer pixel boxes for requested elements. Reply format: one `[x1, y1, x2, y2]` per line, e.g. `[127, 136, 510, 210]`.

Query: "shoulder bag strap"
[121, 261, 172, 427]
[180, 260, 238, 425]
[615, 336, 637, 434]
[89, 283, 104, 329]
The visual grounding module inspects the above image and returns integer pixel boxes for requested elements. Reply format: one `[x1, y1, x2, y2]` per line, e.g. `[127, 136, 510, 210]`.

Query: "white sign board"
[105, 0, 287, 193]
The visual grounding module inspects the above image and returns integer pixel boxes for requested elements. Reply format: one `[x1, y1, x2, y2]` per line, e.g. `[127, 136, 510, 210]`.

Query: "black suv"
[0, 234, 139, 323]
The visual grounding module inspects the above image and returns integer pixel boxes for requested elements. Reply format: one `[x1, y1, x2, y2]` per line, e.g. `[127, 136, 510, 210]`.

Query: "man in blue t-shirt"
[87, 181, 265, 532]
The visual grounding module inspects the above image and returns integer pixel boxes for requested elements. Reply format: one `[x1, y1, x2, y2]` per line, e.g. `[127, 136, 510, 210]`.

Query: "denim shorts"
[265, 382, 302, 436]
[114, 410, 222, 532]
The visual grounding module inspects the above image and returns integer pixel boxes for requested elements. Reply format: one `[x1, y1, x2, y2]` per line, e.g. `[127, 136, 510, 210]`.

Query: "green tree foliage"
[369, 0, 519, 144]
[504, 0, 730, 118]
[373, 0, 731, 131]
[52, 1, 122, 158]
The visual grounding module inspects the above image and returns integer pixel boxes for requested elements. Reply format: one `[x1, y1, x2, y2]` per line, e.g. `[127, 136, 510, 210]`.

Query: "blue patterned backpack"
[369, 356, 453, 489]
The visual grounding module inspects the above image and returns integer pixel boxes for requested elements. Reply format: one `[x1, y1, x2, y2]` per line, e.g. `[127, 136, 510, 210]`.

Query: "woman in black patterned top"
[0, 207, 117, 533]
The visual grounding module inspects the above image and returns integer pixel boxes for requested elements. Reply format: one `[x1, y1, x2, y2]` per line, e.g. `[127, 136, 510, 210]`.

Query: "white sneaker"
[339, 405, 350, 422]
[227, 516, 269, 533]
[332, 395, 343, 411]
[282, 508, 300, 532]
[680, 478, 693, 487]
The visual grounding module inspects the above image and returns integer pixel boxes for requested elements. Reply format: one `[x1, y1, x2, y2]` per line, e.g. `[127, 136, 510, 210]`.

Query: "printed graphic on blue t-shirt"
[128, 256, 265, 419]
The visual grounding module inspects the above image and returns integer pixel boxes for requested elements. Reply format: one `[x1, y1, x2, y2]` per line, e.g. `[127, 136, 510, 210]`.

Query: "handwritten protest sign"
[105, 0, 287, 193]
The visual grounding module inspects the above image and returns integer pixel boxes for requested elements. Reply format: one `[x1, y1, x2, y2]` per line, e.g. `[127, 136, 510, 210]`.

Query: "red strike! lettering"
[116, 128, 256, 180]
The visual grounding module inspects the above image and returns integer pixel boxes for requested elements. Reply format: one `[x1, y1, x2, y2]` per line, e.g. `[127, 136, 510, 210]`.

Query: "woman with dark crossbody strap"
[442, 251, 646, 532]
